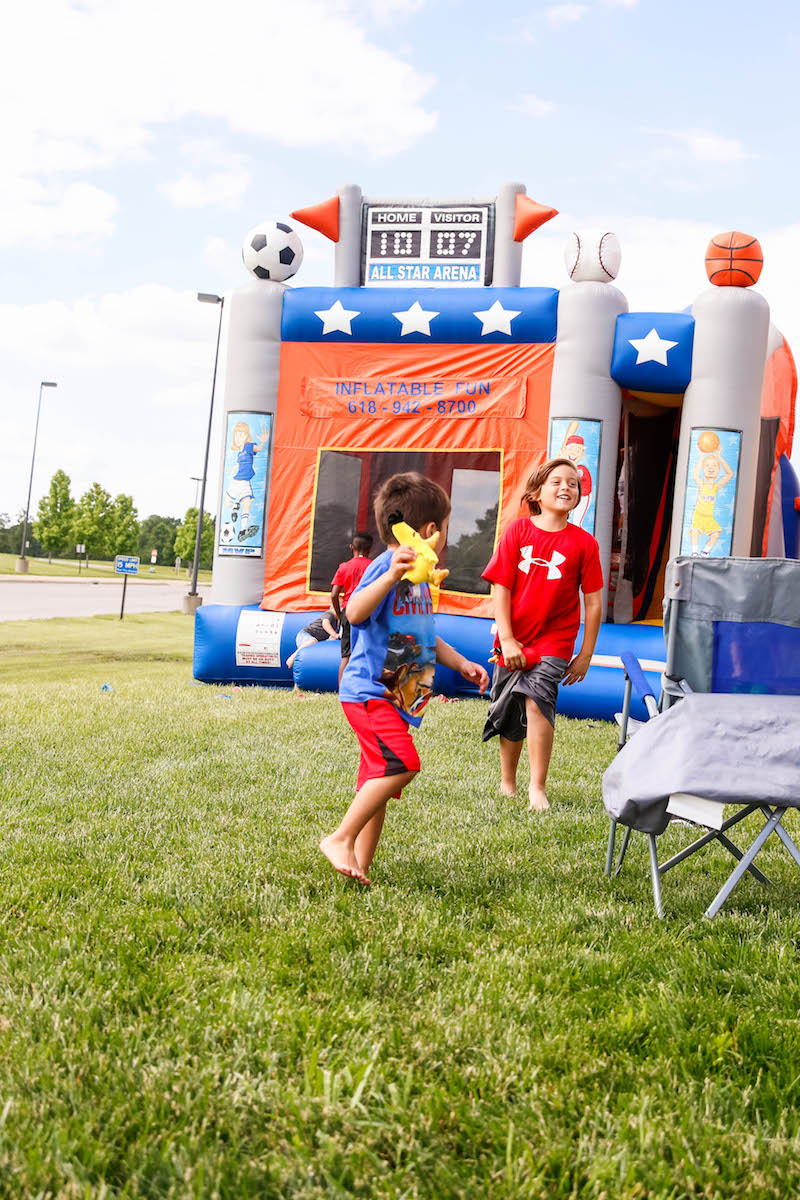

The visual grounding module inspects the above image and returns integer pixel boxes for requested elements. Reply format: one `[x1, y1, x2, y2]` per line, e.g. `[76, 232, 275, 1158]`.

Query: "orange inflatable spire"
[513, 194, 558, 242]
[290, 195, 340, 242]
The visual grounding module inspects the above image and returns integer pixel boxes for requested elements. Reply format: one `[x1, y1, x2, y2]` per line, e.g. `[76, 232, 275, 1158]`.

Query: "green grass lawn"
[1, 617, 799, 1197]
[0, 553, 212, 584]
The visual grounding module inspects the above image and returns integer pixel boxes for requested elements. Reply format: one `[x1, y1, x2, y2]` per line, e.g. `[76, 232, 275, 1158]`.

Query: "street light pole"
[183, 293, 224, 614]
[190, 476, 203, 510]
[16, 380, 57, 574]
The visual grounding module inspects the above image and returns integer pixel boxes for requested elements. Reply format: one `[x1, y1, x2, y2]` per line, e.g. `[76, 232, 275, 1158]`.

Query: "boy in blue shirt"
[320, 472, 489, 885]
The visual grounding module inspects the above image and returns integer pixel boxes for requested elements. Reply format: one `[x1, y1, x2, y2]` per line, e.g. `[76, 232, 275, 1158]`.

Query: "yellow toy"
[390, 520, 449, 609]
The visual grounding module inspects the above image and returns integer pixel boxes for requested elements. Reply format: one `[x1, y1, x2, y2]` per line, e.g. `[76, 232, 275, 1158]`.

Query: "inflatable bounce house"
[193, 182, 799, 719]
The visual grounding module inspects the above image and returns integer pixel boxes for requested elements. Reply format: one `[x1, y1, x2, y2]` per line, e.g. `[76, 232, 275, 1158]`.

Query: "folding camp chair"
[603, 556, 800, 919]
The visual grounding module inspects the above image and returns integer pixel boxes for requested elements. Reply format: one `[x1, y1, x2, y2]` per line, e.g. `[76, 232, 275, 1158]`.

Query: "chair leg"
[660, 805, 759, 874]
[759, 806, 800, 868]
[648, 834, 664, 919]
[614, 827, 632, 877]
[605, 820, 617, 876]
[705, 808, 785, 919]
[716, 833, 771, 887]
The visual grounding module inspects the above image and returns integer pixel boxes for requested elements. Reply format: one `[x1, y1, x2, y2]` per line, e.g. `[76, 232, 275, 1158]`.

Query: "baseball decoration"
[565, 230, 621, 283]
[242, 220, 304, 282]
[705, 232, 763, 288]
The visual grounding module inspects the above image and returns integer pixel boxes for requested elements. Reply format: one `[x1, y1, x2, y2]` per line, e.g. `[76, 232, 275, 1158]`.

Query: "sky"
[2, 0, 799, 527]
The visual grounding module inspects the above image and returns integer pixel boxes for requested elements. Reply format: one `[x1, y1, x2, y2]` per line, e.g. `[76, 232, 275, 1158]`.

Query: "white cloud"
[0, 179, 118, 249]
[162, 138, 252, 210]
[358, 0, 426, 22]
[0, 0, 436, 250]
[683, 131, 753, 164]
[162, 171, 251, 210]
[0, 286, 222, 519]
[645, 127, 754, 165]
[546, 3, 589, 26]
[602, 0, 638, 7]
[511, 93, 558, 118]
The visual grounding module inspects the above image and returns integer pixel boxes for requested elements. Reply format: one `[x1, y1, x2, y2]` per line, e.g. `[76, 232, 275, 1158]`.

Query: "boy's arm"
[719, 455, 734, 487]
[346, 546, 417, 626]
[330, 584, 343, 622]
[435, 637, 489, 694]
[493, 583, 526, 671]
[692, 459, 703, 489]
[322, 617, 339, 638]
[563, 589, 602, 685]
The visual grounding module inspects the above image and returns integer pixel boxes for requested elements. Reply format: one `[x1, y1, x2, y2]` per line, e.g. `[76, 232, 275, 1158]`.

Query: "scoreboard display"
[362, 203, 495, 287]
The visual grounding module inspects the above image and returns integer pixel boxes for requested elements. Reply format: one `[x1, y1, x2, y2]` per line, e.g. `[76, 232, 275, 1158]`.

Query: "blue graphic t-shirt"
[234, 443, 256, 481]
[339, 549, 437, 727]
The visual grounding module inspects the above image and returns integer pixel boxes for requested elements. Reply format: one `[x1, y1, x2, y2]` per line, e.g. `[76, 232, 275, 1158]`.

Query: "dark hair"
[522, 457, 581, 515]
[351, 531, 373, 555]
[373, 472, 451, 544]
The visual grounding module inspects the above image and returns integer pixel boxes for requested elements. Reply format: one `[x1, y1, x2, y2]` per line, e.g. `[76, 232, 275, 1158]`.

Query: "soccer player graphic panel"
[308, 448, 501, 595]
[218, 411, 272, 557]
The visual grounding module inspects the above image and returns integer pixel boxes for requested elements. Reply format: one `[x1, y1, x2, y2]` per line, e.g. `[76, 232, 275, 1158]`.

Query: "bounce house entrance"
[613, 407, 680, 623]
[308, 448, 502, 599]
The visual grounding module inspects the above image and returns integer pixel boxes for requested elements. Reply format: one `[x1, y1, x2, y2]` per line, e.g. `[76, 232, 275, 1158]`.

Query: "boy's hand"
[388, 545, 418, 581]
[499, 636, 526, 671]
[563, 649, 591, 685]
[459, 658, 489, 694]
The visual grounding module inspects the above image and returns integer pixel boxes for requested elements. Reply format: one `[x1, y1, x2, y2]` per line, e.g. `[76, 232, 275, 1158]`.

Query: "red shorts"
[342, 699, 421, 796]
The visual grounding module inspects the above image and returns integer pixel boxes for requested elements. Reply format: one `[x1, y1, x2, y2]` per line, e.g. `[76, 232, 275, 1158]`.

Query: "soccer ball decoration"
[564, 230, 622, 282]
[220, 523, 235, 544]
[242, 220, 304, 282]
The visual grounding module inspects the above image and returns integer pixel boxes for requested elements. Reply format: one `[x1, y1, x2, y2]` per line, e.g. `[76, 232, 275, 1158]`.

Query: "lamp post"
[190, 475, 203, 510]
[16, 380, 57, 574]
[183, 293, 224, 614]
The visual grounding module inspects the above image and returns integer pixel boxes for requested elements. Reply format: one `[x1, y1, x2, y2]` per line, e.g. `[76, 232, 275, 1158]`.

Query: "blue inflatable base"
[193, 605, 666, 723]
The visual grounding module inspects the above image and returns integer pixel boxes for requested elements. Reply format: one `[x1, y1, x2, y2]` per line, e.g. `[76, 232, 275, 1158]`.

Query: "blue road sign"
[114, 555, 139, 575]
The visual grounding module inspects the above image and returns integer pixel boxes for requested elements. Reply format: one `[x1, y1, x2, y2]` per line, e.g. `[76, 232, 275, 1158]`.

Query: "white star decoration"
[628, 327, 678, 366]
[314, 299, 360, 335]
[392, 300, 439, 336]
[473, 300, 521, 336]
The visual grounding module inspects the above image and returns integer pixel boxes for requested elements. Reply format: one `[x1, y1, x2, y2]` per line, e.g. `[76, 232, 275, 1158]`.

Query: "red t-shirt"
[482, 518, 603, 662]
[331, 555, 371, 610]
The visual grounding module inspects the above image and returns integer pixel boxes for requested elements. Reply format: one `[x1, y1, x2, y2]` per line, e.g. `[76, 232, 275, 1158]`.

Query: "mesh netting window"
[309, 449, 501, 595]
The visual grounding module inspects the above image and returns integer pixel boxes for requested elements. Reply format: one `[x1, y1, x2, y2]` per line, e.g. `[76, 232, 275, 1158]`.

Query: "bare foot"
[528, 785, 550, 813]
[500, 781, 517, 798]
[319, 835, 369, 885]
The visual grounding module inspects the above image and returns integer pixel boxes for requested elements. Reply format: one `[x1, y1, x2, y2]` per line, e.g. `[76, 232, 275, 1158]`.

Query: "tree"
[108, 493, 140, 557]
[72, 483, 113, 560]
[174, 507, 215, 570]
[137, 515, 180, 565]
[33, 469, 74, 561]
[0, 510, 42, 556]
[445, 501, 499, 594]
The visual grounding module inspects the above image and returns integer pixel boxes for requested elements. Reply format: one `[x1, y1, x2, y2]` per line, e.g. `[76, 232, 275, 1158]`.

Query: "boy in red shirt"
[482, 457, 603, 813]
[331, 531, 374, 685]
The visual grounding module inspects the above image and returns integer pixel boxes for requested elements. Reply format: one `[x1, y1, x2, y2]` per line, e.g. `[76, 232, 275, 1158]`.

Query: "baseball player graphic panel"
[548, 418, 601, 535]
[680, 427, 741, 558]
[218, 411, 272, 558]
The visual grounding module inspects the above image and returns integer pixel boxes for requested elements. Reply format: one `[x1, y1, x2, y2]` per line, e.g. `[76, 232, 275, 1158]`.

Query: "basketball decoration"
[698, 430, 720, 453]
[705, 231, 763, 287]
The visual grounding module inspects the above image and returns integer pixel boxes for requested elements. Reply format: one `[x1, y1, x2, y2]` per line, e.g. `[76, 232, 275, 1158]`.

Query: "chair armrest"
[621, 651, 660, 719]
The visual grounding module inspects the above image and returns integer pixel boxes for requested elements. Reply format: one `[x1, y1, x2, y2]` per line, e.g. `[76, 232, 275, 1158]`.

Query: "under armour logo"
[518, 547, 566, 579]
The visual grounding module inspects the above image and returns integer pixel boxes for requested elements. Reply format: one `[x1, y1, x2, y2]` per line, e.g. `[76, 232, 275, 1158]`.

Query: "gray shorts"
[482, 656, 569, 741]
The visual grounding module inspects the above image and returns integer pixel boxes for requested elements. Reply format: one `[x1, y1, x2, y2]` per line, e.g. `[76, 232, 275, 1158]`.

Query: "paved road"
[0, 577, 212, 621]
